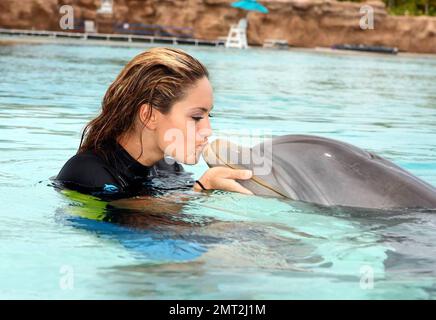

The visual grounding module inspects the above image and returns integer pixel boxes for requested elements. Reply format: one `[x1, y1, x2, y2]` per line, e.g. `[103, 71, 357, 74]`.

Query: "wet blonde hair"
[79, 47, 209, 159]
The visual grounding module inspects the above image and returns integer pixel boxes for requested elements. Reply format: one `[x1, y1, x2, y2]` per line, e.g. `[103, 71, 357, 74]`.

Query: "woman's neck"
[117, 131, 164, 167]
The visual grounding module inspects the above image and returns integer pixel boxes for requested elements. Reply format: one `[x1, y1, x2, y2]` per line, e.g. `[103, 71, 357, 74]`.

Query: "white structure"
[225, 18, 248, 49]
[84, 20, 97, 33]
[97, 0, 113, 15]
[263, 39, 288, 49]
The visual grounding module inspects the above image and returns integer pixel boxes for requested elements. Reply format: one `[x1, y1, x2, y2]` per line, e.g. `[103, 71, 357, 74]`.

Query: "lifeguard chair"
[225, 18, 248, 49]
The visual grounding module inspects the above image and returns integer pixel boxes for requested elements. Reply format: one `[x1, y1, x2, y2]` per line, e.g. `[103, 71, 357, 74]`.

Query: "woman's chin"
[182, 153, 201, 165]
[170, 149, 203, 165]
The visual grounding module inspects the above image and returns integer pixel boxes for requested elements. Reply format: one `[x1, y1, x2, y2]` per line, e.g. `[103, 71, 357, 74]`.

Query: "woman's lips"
[196, 142, 208, 150]
[195, 142, 208, 156]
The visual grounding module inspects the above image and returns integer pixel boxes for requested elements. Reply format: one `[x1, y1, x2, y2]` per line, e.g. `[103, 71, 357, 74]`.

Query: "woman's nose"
[198, 120, 212, 139]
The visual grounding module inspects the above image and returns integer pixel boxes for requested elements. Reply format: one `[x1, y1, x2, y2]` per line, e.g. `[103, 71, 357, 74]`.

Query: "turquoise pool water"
[0, 41, 436, 299]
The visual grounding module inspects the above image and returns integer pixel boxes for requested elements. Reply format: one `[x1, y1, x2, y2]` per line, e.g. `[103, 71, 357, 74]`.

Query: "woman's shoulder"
[57, 150, 108, 176]
[56, 150, 121, 194]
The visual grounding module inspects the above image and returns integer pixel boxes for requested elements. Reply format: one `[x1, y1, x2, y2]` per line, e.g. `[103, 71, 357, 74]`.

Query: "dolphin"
[202, 135, 436, 209]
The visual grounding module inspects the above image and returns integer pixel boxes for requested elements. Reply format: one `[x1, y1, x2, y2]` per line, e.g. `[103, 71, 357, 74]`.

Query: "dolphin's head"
[202, 139, 287, 198]
[202, 139, 249, 170]
[200, 134, 436, 208]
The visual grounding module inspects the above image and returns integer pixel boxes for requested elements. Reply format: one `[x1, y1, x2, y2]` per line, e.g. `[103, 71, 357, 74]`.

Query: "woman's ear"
[139, 104, 158, 130]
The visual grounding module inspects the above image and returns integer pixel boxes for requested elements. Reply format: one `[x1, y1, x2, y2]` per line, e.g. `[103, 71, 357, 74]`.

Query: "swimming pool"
[0, 41, 435, 299]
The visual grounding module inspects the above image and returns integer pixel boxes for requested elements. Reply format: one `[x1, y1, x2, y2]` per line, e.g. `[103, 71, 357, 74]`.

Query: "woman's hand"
[194, 166, 253, 195]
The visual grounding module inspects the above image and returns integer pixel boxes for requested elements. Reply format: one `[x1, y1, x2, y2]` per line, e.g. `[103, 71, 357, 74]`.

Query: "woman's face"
[155, 77, 213, 165]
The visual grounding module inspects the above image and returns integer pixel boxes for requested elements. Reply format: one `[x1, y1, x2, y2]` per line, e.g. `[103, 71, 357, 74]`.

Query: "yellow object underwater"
[60, 189, 108, 221]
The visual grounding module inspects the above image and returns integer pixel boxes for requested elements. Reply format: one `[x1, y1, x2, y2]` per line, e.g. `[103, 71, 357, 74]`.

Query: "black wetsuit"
[55, 141, 195, 200]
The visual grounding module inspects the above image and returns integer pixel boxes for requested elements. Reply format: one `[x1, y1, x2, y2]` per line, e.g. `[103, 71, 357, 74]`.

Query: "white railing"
[0, 28, 226, 47]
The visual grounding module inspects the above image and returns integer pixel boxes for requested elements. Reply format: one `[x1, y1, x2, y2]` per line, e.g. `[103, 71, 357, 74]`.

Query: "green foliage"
[385, 0, 436, 16]
[337, 0, 436, 16]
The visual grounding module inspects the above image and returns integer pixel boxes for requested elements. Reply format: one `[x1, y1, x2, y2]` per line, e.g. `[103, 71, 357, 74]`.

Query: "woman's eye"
[191, 113, 213, 122]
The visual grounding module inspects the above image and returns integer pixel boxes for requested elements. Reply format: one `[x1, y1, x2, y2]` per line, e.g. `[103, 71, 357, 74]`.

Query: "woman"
[56, 47, 253, 200]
